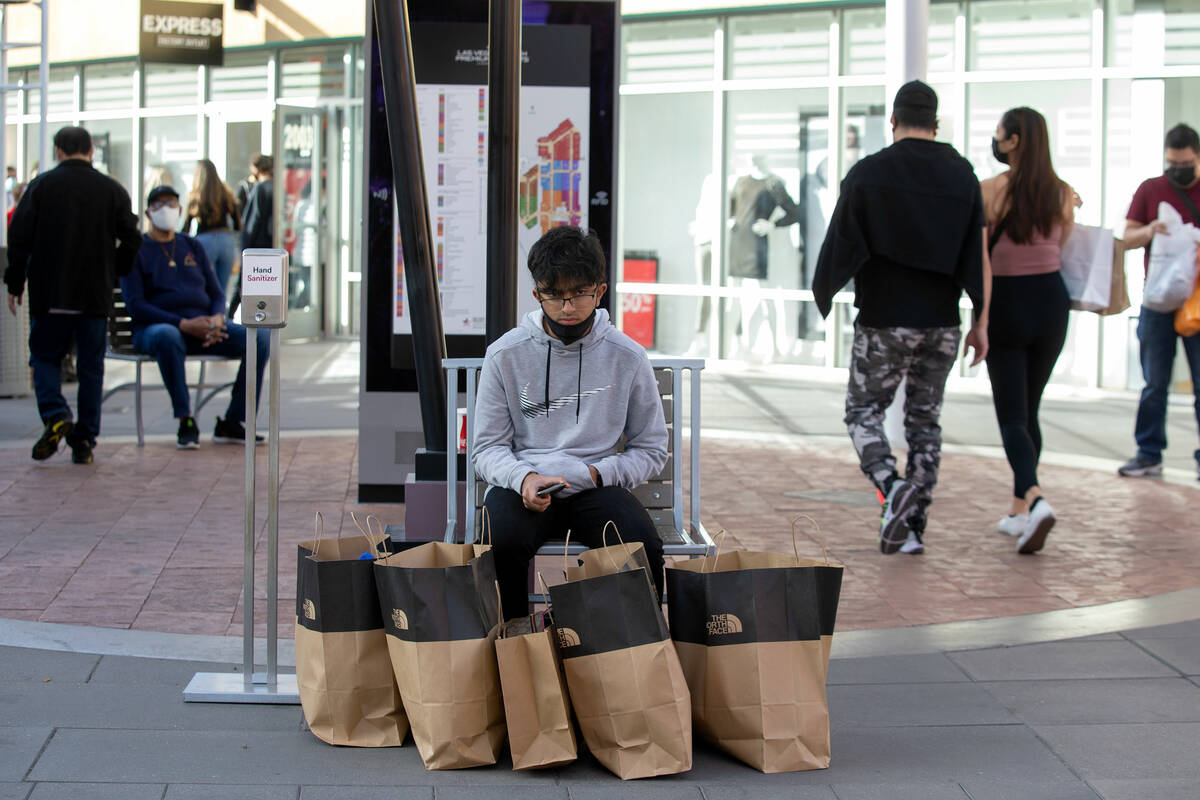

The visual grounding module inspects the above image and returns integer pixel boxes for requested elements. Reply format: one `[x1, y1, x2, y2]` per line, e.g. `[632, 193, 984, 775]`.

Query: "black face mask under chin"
[991, 137, 1010, 166]
[1165, 165, 1196, 187]
[544, 309, 596, 346]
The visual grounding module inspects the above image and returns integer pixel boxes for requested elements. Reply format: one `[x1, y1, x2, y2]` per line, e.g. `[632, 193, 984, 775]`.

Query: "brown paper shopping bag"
[295, 513, 408, 747]
[494, 577, 578, 770]
[373, 541, 506, 770]
[665, 519, 844, 773]
[549, 528, 691, 780]
[563, 522, 657, 599]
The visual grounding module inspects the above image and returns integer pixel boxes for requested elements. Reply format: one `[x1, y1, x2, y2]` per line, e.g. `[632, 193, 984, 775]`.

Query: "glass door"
[275, 105, 326, 340]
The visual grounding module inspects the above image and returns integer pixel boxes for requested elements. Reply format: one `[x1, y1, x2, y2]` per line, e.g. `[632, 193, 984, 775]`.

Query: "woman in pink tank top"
[980, 107, 1077, 556]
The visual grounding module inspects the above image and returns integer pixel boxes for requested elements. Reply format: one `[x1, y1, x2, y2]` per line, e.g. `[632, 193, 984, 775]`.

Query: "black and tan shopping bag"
[665, 519, 844, 773]
[494, 576, 578, 770]
[549, 525, 692, 780]
[295, 513, 408, 747]
[373, 540, 506, 770]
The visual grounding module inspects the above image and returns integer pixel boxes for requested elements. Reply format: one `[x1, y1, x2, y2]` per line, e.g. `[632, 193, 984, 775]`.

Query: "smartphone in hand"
[536, 482, 567, 497]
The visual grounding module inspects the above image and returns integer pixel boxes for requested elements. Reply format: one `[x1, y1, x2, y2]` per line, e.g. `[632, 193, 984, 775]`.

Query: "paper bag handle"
[600, 520, 625, 574]
[562, 528, 572, 580]
[308, 511, 324, 560]
[478, 505, 492, 547]
[494, 580, 505, 639]
[350, 511, 387, 560]
[703, 529, 727, 574]
[790, 514, 829, 565]
[536, 571, 557, 632]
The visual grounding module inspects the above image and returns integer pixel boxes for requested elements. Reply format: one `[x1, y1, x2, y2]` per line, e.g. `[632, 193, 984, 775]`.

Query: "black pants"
[483, 486, 665, 621]
[986, 272, 1070, 498]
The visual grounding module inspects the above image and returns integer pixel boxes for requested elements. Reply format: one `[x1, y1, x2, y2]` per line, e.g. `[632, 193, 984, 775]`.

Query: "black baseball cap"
[892, 80, 938, 114]
[146, 185, 179, 206]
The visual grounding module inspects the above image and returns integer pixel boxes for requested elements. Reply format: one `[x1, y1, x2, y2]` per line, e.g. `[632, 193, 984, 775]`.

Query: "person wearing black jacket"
[4, 126, 142, 464]
[813, 81, 990, 556]
[230, 154, 273, 317]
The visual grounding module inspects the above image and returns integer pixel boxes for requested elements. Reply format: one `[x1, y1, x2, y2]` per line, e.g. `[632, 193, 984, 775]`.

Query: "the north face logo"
[302, 599, 316, 621]
[391, 609, 409, 631]
[706, 613, 743, 635]
[555, 626, 581, 648]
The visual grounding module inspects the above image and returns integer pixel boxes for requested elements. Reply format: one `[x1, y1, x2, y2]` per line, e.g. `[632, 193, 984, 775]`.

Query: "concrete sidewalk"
[2, 617, 1198, 799]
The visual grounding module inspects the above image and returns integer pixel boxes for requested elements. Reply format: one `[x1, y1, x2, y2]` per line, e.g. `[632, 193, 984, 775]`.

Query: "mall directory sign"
[139, 0, 225, 66]
[364, 0, 617, 390]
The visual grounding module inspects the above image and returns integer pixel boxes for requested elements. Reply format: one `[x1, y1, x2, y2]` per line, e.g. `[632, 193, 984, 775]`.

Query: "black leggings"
[986, 271, 1070, 499]
[483, 486, 665, 621]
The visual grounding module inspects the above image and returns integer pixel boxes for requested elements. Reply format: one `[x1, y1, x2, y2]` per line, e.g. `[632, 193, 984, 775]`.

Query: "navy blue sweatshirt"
[121, 233, 225, 329]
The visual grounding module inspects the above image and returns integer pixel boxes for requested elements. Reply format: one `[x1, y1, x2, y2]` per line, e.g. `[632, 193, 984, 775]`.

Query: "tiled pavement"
[0, 429, 1196, 637]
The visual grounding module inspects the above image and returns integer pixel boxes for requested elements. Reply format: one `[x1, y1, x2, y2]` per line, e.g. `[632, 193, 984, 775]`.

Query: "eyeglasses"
[537, 290, 597, 311]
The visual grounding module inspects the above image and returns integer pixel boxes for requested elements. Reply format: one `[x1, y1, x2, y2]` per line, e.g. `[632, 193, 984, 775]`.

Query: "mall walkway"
[0, 339, 1197, 798]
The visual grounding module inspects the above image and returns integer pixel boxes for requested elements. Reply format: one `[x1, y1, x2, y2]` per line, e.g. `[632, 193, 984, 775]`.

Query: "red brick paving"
[0, 434, 1196, 637]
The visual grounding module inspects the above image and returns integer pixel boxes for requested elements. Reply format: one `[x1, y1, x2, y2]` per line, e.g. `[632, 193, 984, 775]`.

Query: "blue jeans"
[132, 322, 270, 424]
[28, 314, 107, 445]
[194, 231, 238, 304]
[1134, 306, 1200, 465]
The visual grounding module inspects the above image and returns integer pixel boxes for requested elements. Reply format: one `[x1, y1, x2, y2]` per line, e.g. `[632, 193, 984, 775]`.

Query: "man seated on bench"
[474, 225, 669, 626]
[120, 185, 269, 449]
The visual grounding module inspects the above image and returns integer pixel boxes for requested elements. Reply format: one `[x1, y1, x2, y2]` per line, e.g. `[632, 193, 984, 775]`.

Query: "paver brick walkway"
[1, 432, 1196, 637]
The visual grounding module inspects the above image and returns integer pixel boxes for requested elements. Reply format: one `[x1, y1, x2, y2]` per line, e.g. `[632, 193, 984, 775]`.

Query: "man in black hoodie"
[813, 81, 990, 556]
[5, 126, 142, 464]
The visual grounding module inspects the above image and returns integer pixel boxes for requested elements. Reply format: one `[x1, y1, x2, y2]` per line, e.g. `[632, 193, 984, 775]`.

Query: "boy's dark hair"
[892, 80, 938, 133]
[252, 154, 274, 174]
[1165, 123, 1200, 153]
[527, 226, 606, 290]
[53, 126, 92, 157]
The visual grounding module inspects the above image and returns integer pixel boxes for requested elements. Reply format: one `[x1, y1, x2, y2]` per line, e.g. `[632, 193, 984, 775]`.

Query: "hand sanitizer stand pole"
[184, 249, 299, 703]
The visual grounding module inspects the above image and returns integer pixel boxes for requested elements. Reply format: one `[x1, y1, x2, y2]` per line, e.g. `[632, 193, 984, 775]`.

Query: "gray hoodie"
[472, 308, 668, 498]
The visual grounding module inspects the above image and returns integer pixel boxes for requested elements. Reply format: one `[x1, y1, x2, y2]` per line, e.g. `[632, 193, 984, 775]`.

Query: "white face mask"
[149, 206, 180, 232]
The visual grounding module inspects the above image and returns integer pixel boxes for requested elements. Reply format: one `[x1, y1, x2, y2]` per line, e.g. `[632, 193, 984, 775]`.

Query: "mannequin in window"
[685, 173, 719, 356]
[727, 153, 802, 360]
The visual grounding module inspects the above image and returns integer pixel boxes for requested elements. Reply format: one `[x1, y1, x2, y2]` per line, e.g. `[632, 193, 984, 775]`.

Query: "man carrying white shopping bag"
[1118, 123, 1200, 481]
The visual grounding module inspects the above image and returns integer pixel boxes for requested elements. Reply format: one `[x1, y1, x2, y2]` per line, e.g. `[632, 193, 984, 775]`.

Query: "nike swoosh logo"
[519, 383, 612, 418]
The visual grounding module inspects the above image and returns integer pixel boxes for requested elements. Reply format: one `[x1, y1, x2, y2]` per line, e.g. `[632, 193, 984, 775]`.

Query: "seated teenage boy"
[474, 226, 669, 621]
[120, 185, 269, 449]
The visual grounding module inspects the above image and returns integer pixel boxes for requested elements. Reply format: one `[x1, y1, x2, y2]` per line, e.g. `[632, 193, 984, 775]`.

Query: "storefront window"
[83, 62, 134, 112]
[209, 51, 271, 102]
[842, 6, 885, 76]
[28, 66, 75, 116]
[969, 0, 1094, 71]
[618, 91, 713, 355]
[143, 115, 201, 203]
[145, 64, 200, 108]
[723, 87, 826, 362]
[727, 11, 832, 80]
[88, 118, 135, 197]
[928, 2, 959, 73]
[621, 17, 717, 85]
[281, 46, 347, 99]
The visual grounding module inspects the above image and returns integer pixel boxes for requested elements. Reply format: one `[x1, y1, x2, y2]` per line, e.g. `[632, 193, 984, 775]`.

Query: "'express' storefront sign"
[139, 0, 224, 66]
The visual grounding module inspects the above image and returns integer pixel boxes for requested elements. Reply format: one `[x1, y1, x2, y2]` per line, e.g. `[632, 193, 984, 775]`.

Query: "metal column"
[485, 0, 521, 344]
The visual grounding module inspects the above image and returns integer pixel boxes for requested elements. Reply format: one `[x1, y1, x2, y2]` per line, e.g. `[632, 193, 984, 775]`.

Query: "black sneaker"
[879, 479, 919, 555]
[213, 416, 265, 445]
[32, 418, 73, 461]
[177, 416, 200, 450]
[1117, 455, 1162, 478]
[69, 439, 93, 465]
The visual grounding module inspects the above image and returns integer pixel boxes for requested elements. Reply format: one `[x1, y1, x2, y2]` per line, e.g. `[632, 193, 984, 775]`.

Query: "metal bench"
[441, 356, 714, 566]
[102, 287, 236, 447]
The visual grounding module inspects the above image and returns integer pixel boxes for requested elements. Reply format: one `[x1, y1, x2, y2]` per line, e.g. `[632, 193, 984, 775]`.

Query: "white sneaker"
[1017, 499, 1055, 554]
[899, 529, 924, 555]
[997, 513, 1027, 537]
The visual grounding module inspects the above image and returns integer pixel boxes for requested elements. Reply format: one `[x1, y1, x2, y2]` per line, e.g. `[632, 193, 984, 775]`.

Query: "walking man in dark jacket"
[813, 81, 990, 556]
[4, 126, 142, 464]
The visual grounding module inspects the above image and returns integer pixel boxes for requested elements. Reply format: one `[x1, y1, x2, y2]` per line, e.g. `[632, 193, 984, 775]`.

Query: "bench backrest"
[108, 286, 138, 355]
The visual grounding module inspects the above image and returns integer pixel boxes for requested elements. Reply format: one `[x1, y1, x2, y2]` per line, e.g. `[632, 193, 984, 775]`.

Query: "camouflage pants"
[844, 324, 961, 532]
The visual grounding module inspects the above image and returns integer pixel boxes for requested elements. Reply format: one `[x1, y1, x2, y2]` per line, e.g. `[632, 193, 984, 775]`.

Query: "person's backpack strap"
[988, 213, 1011, 256]
[1169, 183, 1200, 227]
